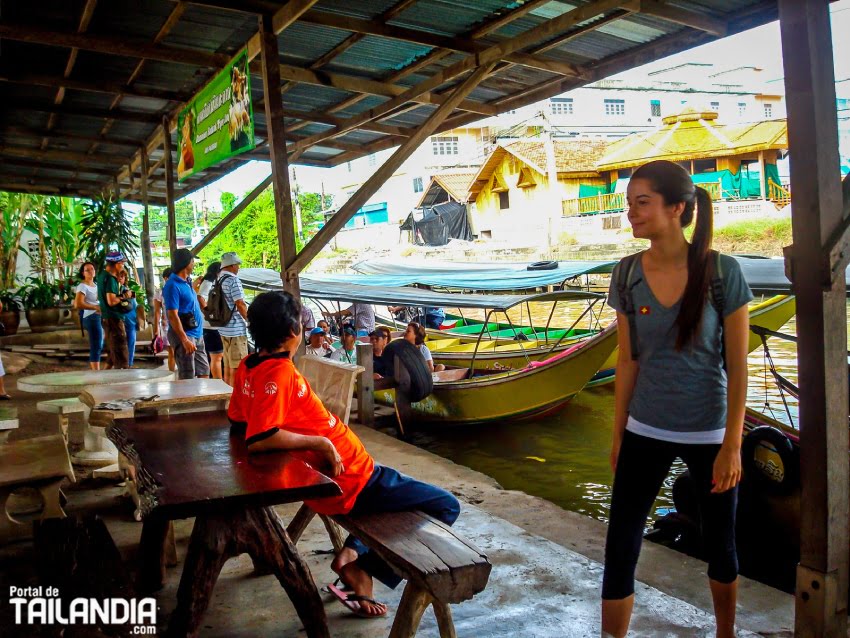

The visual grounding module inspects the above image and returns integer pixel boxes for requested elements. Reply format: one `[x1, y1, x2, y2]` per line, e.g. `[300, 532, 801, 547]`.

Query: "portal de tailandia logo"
[9, 586, 158, 635]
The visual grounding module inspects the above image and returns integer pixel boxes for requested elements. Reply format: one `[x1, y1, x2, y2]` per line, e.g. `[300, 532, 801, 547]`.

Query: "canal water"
[393, 296, 813, 591]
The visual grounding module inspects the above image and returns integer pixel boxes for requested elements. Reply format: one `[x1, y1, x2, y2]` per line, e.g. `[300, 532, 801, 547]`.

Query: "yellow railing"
[767, 180, 791, 207]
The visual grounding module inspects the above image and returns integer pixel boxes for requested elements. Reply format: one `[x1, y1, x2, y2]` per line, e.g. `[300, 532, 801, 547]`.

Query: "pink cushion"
[523, 341, 585, 371]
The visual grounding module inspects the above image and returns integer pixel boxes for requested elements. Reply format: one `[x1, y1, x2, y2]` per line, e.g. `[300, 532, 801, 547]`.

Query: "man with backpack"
[206, 251, 248, 386]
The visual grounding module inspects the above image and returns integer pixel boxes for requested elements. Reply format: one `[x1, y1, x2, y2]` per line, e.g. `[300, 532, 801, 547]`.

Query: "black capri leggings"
[602, 429, 738, 600]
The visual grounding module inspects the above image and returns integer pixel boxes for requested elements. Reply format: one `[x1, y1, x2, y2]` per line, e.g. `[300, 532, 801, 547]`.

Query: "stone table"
[17, 369, 174, 466]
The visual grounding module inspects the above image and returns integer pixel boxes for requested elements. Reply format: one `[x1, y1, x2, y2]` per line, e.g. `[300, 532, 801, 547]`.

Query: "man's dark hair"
[247, 291, 301, 352]
[161, 267, 173, 280]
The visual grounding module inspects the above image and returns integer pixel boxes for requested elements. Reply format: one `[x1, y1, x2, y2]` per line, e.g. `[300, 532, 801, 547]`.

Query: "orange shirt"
[228, 352, 375, 515]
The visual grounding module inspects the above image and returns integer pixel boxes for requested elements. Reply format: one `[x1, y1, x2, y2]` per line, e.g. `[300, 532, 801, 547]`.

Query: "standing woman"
[601, 160, 752, 638]
[197, 261, 224, 380]
[153, 268, 175, 372]
[74, 262, 102, 370]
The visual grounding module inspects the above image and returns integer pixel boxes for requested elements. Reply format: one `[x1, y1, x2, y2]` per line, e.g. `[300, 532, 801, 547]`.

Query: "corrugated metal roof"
[0, 0, 784, 203]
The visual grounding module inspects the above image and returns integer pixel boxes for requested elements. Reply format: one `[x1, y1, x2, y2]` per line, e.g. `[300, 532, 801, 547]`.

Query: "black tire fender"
[527, 260, 558, 271]
[382, 339, 434, 402]
[741, 426, 798, 495]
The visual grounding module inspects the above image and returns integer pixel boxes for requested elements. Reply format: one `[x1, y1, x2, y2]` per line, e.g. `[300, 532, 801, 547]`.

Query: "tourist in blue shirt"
[163, 248, 209, 379]
[601, 160, 752, 638]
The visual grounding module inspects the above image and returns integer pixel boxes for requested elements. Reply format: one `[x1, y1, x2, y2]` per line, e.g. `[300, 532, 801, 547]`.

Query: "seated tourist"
[317, 319, 337, 345]
[368, 327, 391, 379]
[403, 321, 445, 373]
[305, 327, 333, 358]
[329, 326, 358, 365]
[228, 291, 460, 618]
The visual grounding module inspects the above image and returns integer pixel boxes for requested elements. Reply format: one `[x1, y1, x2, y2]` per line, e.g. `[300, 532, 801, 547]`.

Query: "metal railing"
[562, 181, 724, 216]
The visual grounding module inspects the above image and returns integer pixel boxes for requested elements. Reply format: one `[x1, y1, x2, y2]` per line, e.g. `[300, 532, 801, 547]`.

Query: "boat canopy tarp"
[347, 258, 617, 290]
[733, 256, 850, 296]
[400, 201, 472, 246]
[239, 268, 603, 310]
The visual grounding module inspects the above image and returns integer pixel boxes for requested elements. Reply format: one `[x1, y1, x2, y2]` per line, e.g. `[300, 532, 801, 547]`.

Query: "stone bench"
[0, 434, 75, 543]
[0, 406, 19, 443]
[36, 397, 86, 443]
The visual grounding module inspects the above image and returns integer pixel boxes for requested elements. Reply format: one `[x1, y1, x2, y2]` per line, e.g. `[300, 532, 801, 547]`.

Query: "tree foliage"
[80, 194, 139, 271]
[198, 188, 331, 268]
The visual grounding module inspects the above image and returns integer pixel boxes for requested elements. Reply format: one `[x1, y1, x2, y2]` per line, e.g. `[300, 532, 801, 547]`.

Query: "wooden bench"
[288, 509, 491, 637]
[0, 434, 75, 543]
[36, 397, 86, 443]
[0, 406, 19, 443]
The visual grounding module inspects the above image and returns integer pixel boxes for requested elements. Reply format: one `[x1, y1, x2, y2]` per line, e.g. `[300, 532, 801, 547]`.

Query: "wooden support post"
[162, 117, 178, 259]
[258, 15, 300, 297]
[778, 1, 849, 635]
[356, 342, 374, 426]
[288, 62, 496, 274]
[758, 150, 767, 200]
[140, 152, 156, 314]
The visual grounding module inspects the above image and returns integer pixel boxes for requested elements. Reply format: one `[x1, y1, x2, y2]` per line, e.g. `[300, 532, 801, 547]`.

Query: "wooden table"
[81, 378, 232, 482]
[17, 369, 175, 466]
[108, 411, 341, 638]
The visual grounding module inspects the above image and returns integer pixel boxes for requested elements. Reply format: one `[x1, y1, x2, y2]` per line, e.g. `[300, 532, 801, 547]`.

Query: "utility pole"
[541, 111, 560, 255]
[291, 167, 303, 239]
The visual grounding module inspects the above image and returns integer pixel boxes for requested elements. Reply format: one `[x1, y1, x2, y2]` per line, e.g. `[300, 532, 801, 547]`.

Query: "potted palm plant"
[20, 277, 61, 333]
[0, 289, 22, 336]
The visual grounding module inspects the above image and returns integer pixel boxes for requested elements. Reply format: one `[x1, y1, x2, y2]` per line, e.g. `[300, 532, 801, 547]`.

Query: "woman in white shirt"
[73, 261, 102, 370]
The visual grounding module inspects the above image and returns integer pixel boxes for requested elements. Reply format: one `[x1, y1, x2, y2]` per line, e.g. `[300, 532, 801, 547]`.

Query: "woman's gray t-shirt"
[607, 253, 753, 443]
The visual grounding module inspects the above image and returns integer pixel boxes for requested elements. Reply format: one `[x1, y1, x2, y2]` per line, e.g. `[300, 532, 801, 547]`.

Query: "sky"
[166, 1, 850, 213]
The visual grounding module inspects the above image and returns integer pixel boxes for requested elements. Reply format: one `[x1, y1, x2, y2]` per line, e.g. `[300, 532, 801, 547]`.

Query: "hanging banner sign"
[176, 49, 255, 181]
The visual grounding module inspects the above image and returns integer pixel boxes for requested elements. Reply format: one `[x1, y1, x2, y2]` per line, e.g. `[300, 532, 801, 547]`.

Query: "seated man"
[368, 327, 391, 379]
[305, 326, 333, 358]
[228, 292, 460, 618]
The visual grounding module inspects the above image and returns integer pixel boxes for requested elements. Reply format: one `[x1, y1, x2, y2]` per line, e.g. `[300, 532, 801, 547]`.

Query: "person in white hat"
[217, 252, 248, 385]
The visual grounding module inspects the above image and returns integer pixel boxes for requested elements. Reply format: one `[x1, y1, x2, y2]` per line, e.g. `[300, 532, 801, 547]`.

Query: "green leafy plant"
[126, 278, 150, 313]
[0, 192, 36, 289]
[0, 289, 22, 313]
[19, 277, 60, 310]
[80, 194, 138, 270]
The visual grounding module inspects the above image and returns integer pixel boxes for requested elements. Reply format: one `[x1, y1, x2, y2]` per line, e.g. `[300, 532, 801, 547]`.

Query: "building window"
[550, 98, 574, 115]
[368, 154, 377, 167]
[432, 136, 459, 156]
[605, 99, 625, 116]
[617, 168, 633, 179]
[710, 101, 720, 112]
[413, 177, 423, 193]
[693, 159, 717, 173]
[650, 100, 661, 117]
[738, 102, 747, 116]
[498, 191, 510, 210]
[764, 103, 773, 118]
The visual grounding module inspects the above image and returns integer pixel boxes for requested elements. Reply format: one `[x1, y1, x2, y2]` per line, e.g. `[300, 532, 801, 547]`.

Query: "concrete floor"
[0, 355, 795, 636]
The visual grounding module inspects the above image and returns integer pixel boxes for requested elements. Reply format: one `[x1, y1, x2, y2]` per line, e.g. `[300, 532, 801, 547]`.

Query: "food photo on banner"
[177, 49, 255, 181]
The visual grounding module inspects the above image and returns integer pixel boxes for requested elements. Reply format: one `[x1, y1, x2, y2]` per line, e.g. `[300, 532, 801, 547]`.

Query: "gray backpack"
[204, 274, 235, 328]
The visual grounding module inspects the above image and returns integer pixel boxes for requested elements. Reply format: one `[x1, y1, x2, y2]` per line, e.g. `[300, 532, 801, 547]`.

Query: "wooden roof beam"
[0, 157, 122, 177]
[298, 9, 584, 78]
[262, 62, 497, 116]
[0, 23, 229, 67]
[43, 0, 99, 148]
[637, 0, 727, 37]
[3, 126, 143, 150]
[0, 144, 135, 166]
[10, 100, 164, 124]
[0, 73, 191, 103]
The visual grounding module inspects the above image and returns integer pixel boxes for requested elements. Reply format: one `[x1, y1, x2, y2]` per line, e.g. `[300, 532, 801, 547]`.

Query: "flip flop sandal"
[327, 583, 387, 619]
[321, 578, 352, 594]
[0, 395, 10, 401]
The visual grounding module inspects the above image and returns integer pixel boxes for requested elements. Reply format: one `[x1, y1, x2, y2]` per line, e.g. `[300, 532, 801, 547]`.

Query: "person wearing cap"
[329, 325, 358, 365]
[368, 327, 391, 379]
[163, 248, 209, 379]
[96, 250, 131, 369]
[217, 251, 249, 386]
[305, 326, 333, 358]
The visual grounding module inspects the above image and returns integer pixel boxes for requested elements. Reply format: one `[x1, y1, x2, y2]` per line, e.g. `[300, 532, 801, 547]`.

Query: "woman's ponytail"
[675, 186, 714, 350]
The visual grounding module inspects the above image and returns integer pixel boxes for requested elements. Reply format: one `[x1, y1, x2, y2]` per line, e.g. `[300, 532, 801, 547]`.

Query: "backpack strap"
[616, 251, 644, 360]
